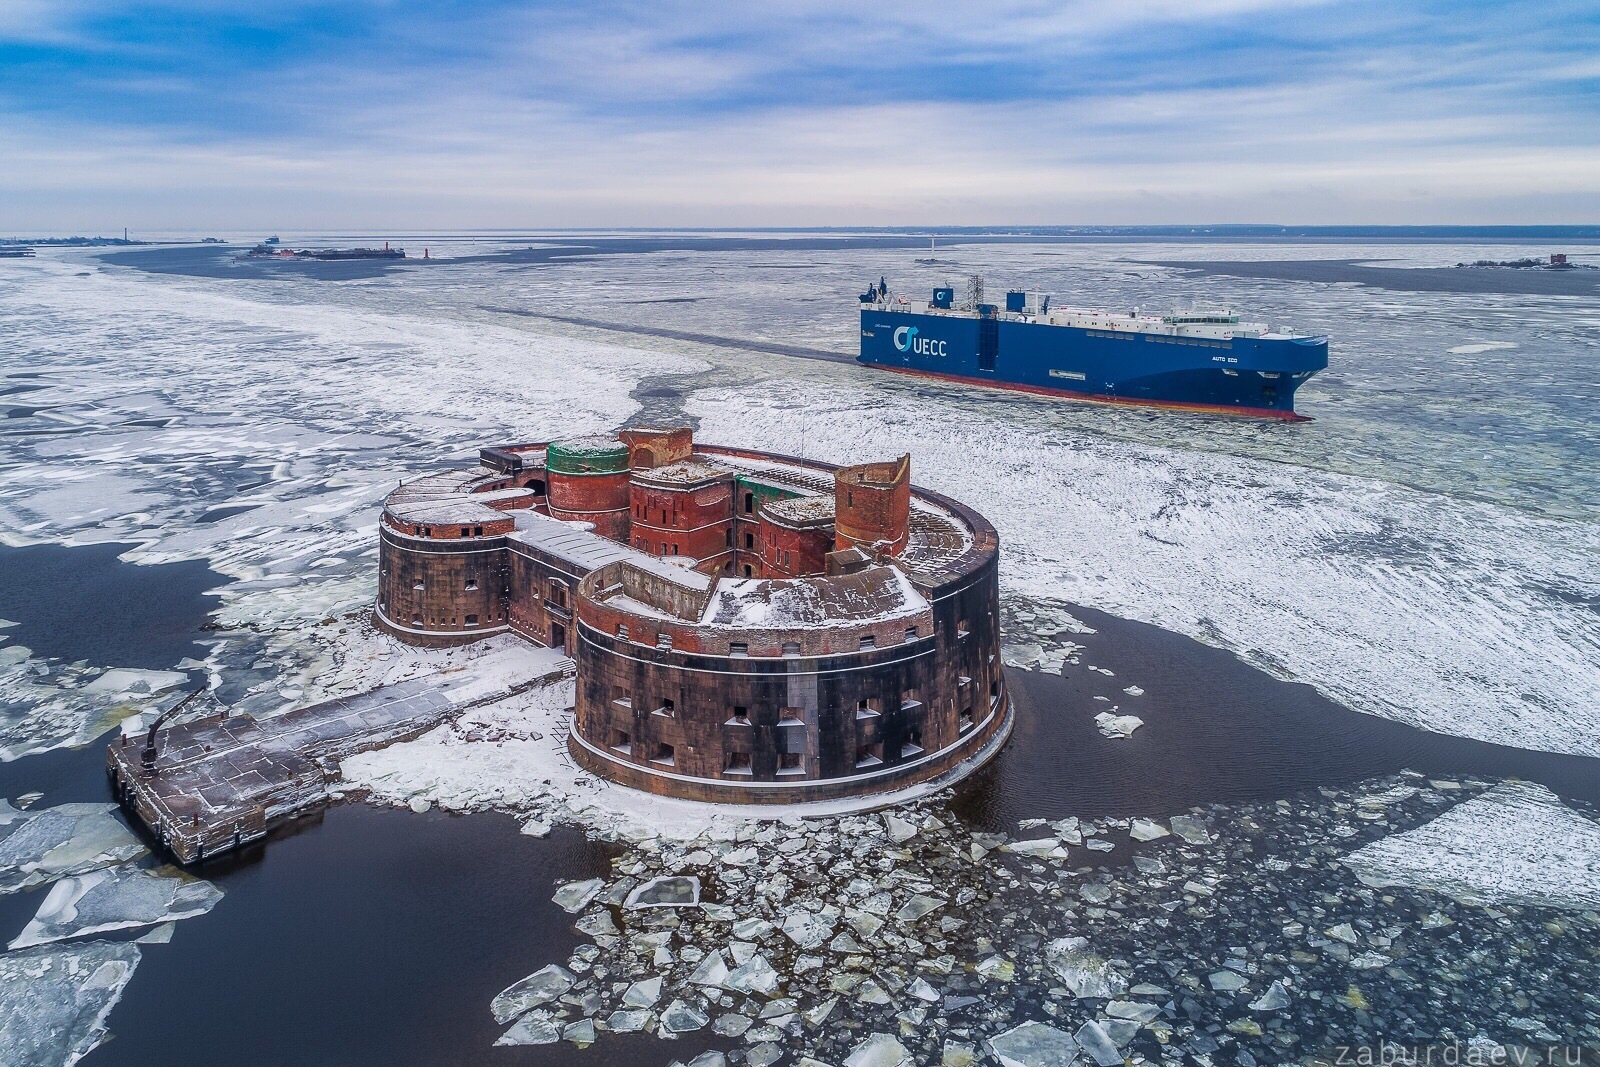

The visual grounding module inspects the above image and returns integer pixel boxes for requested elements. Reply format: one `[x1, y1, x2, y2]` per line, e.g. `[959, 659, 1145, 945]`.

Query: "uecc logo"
[893, 324, 948, 357]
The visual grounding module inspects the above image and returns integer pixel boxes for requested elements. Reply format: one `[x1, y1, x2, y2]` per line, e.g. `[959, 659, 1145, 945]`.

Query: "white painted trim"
[570, 702, 1000, 790]
[575, 617, 934, 674]
[374, 605, 510, 639]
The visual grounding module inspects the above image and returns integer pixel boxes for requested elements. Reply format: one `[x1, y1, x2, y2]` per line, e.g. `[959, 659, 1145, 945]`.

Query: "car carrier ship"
[858, 276, 1329, 419]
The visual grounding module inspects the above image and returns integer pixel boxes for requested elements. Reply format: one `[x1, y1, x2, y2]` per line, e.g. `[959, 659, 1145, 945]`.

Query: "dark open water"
[0, 523, 1596, 1064]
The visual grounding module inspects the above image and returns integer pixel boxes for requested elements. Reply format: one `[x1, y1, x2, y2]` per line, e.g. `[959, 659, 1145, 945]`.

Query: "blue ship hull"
[858, 309, 1328, 419]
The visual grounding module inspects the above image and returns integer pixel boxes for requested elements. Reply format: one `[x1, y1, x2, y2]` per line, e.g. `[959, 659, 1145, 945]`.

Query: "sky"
[1, 0, 1597, 230]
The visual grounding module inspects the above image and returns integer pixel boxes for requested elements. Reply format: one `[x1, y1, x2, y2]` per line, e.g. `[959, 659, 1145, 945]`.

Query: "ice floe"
[1342, 781, 1600, 910]
[0, 802, 147, 894]
[0, 941, 141, 1067]
[688, 381, 1600, 758]
[10, 865, 224, 949]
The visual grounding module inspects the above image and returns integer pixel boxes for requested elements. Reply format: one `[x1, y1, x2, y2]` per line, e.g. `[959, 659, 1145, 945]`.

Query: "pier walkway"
[108, 658, 573, 864]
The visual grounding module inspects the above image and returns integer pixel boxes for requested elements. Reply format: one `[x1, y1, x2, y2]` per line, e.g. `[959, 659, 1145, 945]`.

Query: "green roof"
[548, 435, 629, 475]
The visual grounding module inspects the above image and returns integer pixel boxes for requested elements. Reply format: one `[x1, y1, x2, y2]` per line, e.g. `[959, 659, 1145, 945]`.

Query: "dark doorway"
[550, 622, 567, 652]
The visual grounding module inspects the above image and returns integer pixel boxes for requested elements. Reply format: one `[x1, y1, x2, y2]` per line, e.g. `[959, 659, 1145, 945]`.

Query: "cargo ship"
[858, 276, 1328, 419]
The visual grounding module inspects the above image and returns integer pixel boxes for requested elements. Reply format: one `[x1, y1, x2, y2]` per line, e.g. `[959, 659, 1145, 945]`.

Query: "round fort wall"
[546, 436, 632, 543]
[375, 527, 510, 647]
[567, 550, 1009, 804]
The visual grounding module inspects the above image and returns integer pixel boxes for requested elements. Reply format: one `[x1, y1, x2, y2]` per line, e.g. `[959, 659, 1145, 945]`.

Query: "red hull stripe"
[865, 363, 1312, 422]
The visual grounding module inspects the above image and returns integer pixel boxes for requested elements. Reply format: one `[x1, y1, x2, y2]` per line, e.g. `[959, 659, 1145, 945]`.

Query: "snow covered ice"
[1342, 781, 1600, 910]
[10, 865, 224, 949]
[0, 941, 140, 1067]
[0, 802, 146, 894]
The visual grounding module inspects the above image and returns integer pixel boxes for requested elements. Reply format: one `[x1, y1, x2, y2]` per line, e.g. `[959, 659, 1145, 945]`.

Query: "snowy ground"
[340, 663, 1000, 842]
[1342, 781, 1600, 910]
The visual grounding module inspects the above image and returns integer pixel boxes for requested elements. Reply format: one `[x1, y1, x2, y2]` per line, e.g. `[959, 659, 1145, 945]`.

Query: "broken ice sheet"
[491, 964, 575, 1024]
[9, 865, 224, 949]
[0, 941, 140, 1067]
[0, 802, 148, 894]
[979, 1022, 1075, 1067]
[1341, 780, 1600, 910]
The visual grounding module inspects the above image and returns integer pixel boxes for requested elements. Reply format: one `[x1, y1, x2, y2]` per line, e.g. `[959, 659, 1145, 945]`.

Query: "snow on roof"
[386, 470, 531, 525]
[634, 458, 733, 485]
[699, 564, 928, 630]
[509, 512, 711, 589]
[765, 495, 835, 526]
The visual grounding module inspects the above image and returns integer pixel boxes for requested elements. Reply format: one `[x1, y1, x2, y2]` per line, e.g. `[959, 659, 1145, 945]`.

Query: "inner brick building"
[375, 427, 1011, 803]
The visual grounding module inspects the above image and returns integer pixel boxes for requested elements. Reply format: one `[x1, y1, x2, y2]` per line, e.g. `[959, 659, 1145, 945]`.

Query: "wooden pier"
[108, 662, 572, 864]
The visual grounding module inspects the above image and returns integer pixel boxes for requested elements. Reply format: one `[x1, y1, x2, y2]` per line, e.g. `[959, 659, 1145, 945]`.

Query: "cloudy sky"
[1, 0, 1596, 230]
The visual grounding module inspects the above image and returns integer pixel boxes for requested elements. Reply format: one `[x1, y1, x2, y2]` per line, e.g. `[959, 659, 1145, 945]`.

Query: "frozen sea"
[0, 231, 1597, 1065]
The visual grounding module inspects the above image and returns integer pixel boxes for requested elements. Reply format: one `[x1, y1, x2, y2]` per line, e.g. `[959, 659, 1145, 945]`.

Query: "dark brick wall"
[376, 527, 511, 642]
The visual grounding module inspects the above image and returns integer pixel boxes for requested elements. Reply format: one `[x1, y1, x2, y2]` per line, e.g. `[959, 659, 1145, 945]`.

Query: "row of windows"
[1149, 336, 1231, 348]
[608, 709, 977, 775]
[381, 604, 496, 628]
[612, 624, 923, 655]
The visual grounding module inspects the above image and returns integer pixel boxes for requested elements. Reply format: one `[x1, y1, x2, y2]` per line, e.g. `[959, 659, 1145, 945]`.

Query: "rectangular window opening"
[725, 750, 752, 774]
[650, 742, 675, 767]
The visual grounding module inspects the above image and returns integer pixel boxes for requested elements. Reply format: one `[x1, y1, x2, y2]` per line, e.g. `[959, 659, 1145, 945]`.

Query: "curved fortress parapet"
[374, 428, 1010, 803]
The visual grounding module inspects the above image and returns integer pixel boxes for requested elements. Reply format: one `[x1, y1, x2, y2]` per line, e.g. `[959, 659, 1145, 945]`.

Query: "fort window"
[778, 752, 804, 774]
[855, 742, 883, 768]
[671, 543, 679, 555]
[548, 582, 567, 607]
[473, 525, 483, 536]
[743, 532, 755, 550]
[616, 624, 629, 639]
[743, 492, 754, 514]
[465, 614, 479, 626]
[611, 687, 631, 708]
[725, 751, 752, 774]
[782, 641, 801, 656]
[741, 564, 754, 577]
[728, 706, 750, 726]
[655, 698, 675, 718]
[412, 580, 424, 591]
[778, 709, 805, 726]
[960, 707, 975, 732]
[957, 620, 971, 638]
[856, 699, 880, 720]
[657, 633, 673, 650]
[460, 527, 470, 537]
[729, 642, 748, 658]
[905, 626, 918, 641]
[901, 725, 925, 758]
[411, 613, 422, 625]
[847, 491, 854, 507]
[901, 689, 922, 714]
[859, 635, 876, 650]
[650, 742, 675, 767]
[610, 729, 631, 754]
[465, 578, 478, 590]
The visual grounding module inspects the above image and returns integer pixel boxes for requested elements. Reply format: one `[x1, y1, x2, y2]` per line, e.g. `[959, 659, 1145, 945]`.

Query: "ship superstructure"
[858, 276, 1328, 419]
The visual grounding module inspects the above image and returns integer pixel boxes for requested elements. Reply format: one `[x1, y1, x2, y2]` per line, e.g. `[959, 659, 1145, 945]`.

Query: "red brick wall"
[628, 479, 733, 563]
[835, 456, 911, 555]
[759, 517, 832, 578]
[547, 470, 632, 542]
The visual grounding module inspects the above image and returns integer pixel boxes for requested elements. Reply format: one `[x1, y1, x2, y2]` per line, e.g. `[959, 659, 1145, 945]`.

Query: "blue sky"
[1, 0, 1597, 229]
